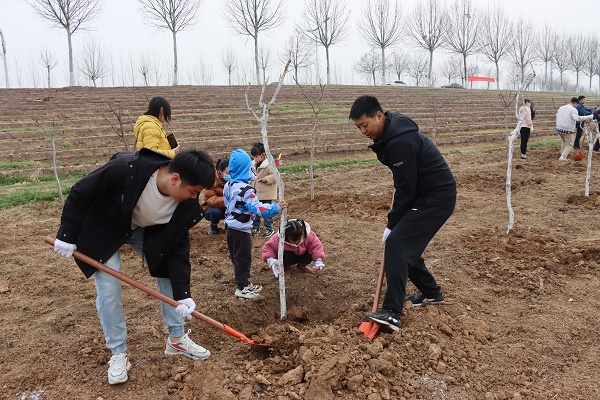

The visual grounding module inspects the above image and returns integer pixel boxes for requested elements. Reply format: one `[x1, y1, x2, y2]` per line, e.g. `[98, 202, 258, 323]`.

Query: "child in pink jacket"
[262, 219, 325, 279]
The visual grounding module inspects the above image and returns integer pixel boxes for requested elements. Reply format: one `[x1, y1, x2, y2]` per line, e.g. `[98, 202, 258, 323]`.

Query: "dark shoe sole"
[365, 315, 400, 331]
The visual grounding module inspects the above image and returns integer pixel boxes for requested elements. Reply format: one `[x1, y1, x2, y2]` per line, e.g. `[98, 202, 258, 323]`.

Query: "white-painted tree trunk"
[245, 61, 291, 319]
[584, 120, 599, 197]
[506, 95, 524, 234]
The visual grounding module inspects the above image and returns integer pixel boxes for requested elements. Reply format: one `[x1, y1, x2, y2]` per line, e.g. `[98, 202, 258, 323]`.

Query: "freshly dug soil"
[2, 143, 600, 399]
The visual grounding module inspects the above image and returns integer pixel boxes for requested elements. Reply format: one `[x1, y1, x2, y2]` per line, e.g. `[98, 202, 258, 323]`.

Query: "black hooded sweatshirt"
[369, 112, 456, 230]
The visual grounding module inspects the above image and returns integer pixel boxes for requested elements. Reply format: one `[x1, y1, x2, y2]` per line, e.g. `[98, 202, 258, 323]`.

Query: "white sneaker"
[165, 329, 211, 361]
[235, 283, 261, 299]
[247, 283, 263, 293]
[107, 353, 130, 385]
[559, 156, 568, 161]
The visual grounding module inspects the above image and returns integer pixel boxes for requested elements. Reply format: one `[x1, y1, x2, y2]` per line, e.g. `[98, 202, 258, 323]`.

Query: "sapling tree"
[295, 81, 325, 200]
[102, 102, 131, 151]
[583, 119, 599, 196]
[35, 117, 64, 205]
[244, 60, 291, 319]
[498, 90, 517, 130]
[506, 71, 535, 234]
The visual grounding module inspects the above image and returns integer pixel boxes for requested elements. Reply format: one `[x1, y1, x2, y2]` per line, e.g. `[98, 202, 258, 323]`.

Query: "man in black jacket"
[350, 95, 456, 331]
[53, 148, 214, 384]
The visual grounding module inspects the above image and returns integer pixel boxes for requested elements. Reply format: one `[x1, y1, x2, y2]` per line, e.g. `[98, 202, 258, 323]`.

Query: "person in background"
[262, 218, 326, 280]
[224, 149, 287, 299]
[573, 95, 593, 151]
[556, 97, 594, 161]
[201, 158, 229, 235]
[53, 148, 215, 385]
[519, 99, 533, 159]
[135, 96, 180, 158]
[250, 142, 278, 238]
[350, 95, 456, 331]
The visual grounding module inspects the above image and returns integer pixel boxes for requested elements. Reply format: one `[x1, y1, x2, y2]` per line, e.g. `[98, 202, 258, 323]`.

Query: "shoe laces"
[177, 329, 204, 352]
[109, 353, 128, 370]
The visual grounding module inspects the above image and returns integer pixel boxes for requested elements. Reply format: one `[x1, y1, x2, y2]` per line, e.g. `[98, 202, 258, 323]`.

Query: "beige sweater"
[252, 159, 278, 200]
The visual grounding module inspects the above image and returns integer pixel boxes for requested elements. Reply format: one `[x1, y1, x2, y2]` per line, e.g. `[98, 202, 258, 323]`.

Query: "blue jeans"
[252, 200, 273, 230]
[204, 207, 225, 226]
[93, 228, 185, 355]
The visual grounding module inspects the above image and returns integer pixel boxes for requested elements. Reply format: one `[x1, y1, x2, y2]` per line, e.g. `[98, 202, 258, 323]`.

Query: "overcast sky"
[2, 0, 600, 88]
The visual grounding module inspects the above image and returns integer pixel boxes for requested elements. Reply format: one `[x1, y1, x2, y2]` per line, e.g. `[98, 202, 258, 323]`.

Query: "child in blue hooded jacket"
[224, 149, 288, 299]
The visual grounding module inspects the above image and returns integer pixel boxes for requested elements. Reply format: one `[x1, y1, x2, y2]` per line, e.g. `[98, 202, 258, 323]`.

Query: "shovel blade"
[359, 321, 372, 334]
[365, 322, 381, 340]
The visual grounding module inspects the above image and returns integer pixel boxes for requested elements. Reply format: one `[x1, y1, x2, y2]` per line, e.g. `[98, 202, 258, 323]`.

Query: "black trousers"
[520, 127, 531, 155]
[382, 195, 456, 314]
[574, 125, 583, 149]
[283, 250, 312, 268]
[226, 228, 253, 289]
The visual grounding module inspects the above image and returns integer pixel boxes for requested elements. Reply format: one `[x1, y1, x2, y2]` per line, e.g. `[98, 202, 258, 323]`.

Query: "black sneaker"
[207, 225, 218, 235]
[263, 229, 274, 238]
[406, 293, 444, 307]
[250, 228, 260, 236]
[364, 309, 400, 331]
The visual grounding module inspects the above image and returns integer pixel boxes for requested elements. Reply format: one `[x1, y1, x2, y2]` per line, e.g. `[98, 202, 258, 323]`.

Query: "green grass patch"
[279, 158, 377, 174]
[0, 172, 86, 208]
[0, 126, 44, 133]
[529, 139, 560, 148]
[0, 160, 41, 170]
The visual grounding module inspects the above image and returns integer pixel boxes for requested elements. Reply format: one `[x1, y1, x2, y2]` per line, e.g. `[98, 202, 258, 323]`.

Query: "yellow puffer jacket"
[134, 115, 175, 158]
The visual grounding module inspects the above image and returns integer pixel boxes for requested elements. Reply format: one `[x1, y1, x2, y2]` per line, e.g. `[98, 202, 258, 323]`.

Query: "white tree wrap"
[245, 60, 291, 319]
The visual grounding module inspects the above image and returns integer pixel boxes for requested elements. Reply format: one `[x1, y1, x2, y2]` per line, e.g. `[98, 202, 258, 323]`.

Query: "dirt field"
[2, 141, 600, 400]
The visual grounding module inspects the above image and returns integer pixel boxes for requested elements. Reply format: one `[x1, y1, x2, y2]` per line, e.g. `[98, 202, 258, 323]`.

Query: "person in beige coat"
[250, 142, 278, 237]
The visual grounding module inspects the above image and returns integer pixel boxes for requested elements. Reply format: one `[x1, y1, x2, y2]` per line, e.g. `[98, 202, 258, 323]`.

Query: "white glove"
[382, 228, 391, 244]
[175, 298, 195, 320]
[530, 126, 534, 133]
[54, 239, 77, 258]
[268, 257, 280, 278]
[313, 259, 325, 273]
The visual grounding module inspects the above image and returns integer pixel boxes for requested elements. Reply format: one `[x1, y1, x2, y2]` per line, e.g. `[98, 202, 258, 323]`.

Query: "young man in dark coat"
[53, 148, 214, 384]
[350, 95, 456, 331]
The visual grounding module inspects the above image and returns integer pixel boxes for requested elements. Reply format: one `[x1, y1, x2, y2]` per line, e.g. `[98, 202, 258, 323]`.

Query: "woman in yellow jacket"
[134, 96, 180, 158]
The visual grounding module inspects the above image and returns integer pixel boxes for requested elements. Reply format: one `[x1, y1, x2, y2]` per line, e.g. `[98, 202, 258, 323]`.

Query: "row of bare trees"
[355, 0, 600, 92]
[17, 0, 600, 90]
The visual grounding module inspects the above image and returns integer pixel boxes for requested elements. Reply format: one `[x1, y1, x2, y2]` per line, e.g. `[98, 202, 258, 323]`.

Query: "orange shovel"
[44, 237, 270, 348]
[359, 251, 386, 340]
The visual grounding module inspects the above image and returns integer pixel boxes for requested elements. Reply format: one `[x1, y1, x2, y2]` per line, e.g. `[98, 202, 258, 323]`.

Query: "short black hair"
[250, 142, 265, 157]
[168, 148, 214, 189]
[215, 157, 229, 172]
[571, 97, 580, 104]
[349, 95, 383, 120]
[578, 95, 586, 101]
[145, 96, 172, 122]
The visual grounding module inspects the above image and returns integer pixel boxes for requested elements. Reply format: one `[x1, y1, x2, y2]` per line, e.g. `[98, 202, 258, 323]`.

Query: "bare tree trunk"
[495, 62, 501, 90]
[1, 29, 9, 88]
[584, 121, 598, 196]
[462, 54, 467, 87]
[51, 126, 64, 206]
[46, 66, 51, 88]
[67, 30, 74, 86]
[172, 31, 178, 85]
[381, 46, 386, 85]
[325, 45, 331, 84]
[245, 61, 291, 318]
[428, 50, 434, 87]
[254, 35, 260, 84]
